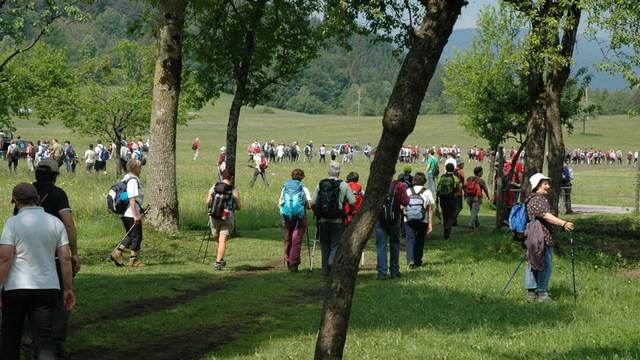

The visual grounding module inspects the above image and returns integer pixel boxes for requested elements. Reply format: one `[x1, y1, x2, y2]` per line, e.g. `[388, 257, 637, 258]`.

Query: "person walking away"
[17, 159, 81, 358]
[206, 168, 241, 271]
[464, 166, 490, 229]
[319, 144, 326, 163]
[424, 148, 439, 195]
[453, 158, 466, 226]
[437, 162, 461, 239]
[26, 141, 36, 173]
[524, 173, 575, 302]
[249, 147, 269, 187]
[192, 138, 200, 161]
[364, 143, 372, 163]
[5, 139, 20, 174]
[217, 146, 227, 182]
[403, 172, 434, 269]
[83, 144, 96, 175]
[375, 176, 410, 279]
[311, 161, 356, 277]
[330, 147, 337, 161]
[0, 182, 76, 360]
[279, 169, 312, 272]
[560, 162, 574, 214]
[94, 139, 108, 175]
[119, 140, 132, 172]
[344, 172, 364, 224]
[50, 139, 64, 168]
[63, 141, 76, 174]
[110, 159, 146, 267]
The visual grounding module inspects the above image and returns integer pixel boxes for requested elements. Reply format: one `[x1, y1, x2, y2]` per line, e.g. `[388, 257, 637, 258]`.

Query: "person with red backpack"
[453, 158, 466, 226]
[249, 147, 269, 187]
[344, 172, 364, 224]
[464, 166, 490, 229]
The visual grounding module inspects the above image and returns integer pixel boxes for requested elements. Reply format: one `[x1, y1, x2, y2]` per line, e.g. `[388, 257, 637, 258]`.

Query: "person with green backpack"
[279, 168, 312, 272]
[437, 161, 461, 239]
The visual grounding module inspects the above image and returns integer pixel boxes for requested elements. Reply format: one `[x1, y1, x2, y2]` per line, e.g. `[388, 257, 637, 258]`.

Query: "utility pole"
[357, 86, 361, 146]
[583, 86, 589, 134]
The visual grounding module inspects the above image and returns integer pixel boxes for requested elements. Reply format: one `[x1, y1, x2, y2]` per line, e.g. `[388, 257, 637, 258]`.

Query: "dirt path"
[572, 204, 635, 215]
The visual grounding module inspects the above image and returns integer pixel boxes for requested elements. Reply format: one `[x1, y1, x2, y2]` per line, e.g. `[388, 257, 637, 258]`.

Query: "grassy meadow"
[0, 96, 638, 359]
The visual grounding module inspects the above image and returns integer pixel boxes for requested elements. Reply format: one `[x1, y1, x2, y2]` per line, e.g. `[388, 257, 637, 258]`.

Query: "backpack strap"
[410, 187, 417, 196]
[418, 188, 426, 195]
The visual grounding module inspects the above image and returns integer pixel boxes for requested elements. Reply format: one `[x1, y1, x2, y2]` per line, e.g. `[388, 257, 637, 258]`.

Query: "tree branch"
[502, 0, 535, 13]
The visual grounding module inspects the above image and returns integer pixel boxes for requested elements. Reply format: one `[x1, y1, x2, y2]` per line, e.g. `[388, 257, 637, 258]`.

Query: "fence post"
[636, 149, 640, 214]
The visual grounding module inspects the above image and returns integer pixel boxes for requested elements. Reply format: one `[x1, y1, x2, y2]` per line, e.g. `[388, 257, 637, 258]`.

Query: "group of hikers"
[3, 137, 149, 175]
[568, 148, 639, 165]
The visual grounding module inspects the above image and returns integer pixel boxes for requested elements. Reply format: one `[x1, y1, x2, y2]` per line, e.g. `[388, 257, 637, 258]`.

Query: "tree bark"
[523, 69, 546, 194]
[545, 3, 581, 214]
[146, 0, 186, 233]
[314, 1, 467, 358]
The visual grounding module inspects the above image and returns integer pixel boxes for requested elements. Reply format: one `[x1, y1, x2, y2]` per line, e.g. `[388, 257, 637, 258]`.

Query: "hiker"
[50, 139, 64, 167]
[83, 144, 96, 175]
[119, 140, 132, 172]
[560, 161, 574, 214]
[26, 141, 36, 173]
[64, 141, 76, 173]
[0, 183, 76, 360]
[206, 168, 241, 271]
[5, 139, 20, 174]
[12, 158, 81, 359]
[375, 174, 410, 279]
[304, 141, 313, 163]
[249, 147, 269, 187]
[344, 172, 364, 224]
[279, 169, 312, 272]
[403, 172, 434, 269]
[437, 161, 461, 240]
[217, 146, 227, 182]
[465, 166, 490, 229]
[319, 144, 326, 163]
[192, 137, 200, 161]
[94, 139, 108, 175]
[110, 159, 146, 267]
[311, 161, 356, 277]
[364, 143, 372, 163]
[424, 148, 439, 195]
[453, 158, 466, 226]
[524, 173, 575, 302]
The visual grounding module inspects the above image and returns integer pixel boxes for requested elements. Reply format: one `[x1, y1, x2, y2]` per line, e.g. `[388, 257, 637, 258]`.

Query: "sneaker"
[408, 262, 416, 270]
[214, 261, 224, 271]
[129, 258, 145, 267]
[288, 264, 299, 273]
[390, 272, 402, 279]
[537, 292, 552, 303]
[110, 250, 124, 267]
[527, 291, 537, 301]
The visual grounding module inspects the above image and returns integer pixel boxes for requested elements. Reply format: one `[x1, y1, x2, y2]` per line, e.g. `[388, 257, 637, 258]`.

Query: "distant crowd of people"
[567, 148, 639, 165]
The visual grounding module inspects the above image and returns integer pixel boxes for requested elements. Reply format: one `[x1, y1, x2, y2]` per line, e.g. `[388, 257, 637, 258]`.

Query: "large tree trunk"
[146, 0, 186, 233]
[225, 81, 246, 179]
[523, 69, 546, 194]
[314, 1, 467, 358]
[545, 3, 581, 214]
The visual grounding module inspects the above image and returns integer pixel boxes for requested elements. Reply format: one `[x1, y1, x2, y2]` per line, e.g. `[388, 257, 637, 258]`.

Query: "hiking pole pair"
[109, 206, 150, 257]
[197, 217, 213, 263]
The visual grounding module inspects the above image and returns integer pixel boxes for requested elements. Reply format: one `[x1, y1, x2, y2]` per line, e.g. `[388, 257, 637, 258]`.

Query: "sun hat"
[220, 146, 226, 151]
[530, 173, 551, 191]
[36, 158, 60, 174]
[12, 182, 39, 203]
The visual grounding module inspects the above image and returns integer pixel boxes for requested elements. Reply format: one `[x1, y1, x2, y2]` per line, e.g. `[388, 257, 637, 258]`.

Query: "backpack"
[437, 173, 457, 199]
[280, 180, 306, 220]
[562, 167, 574, 182]
[431, 160, 440, 177]
[464, 176, 481, 197]
[8, 145, 19, 160]
[398, 173, 413, 189]
[379, 180, 401, 226]
[260, 156, 268, 169]
[208, 182, 234, 219]
[107, 178, 133, 214]
[99, 145, 109, 161]
[191, 142, 197, 151]
[405, 187, 427, 222]
[344, 182, 363, 223]
[509, 195, 536, 243]
[66, 146, 76, 158]
[315, 179, 343, 219]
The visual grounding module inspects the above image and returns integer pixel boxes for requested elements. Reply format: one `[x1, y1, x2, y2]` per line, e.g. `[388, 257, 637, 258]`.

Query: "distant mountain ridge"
[442, 29, 631, 91]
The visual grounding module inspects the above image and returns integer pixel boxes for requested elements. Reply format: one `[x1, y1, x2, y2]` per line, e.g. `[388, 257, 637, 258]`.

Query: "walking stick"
[499, 253, 526, 296]
[109, 206, 150, 256]
[197, 217, 212, 262]
[570, 231, 577, 304]
[306, 223, 311, 269]
[309, 224, 318, 272]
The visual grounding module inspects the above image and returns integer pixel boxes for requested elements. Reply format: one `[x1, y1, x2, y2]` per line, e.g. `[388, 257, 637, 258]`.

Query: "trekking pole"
[306, 224, 311, 269]
[197, 217, 212, 262]
[570, 231, 577, 304]
[109, 206, 150, 256]
[499, 253, 526, 296]
[310, 225, 318, 272]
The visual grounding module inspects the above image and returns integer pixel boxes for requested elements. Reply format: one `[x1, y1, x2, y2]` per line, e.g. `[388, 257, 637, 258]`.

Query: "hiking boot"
[408, 262, 416, 270]
[537, 292, 552, 303]
[129, 258, 146, 267]
[288, 264, 299, 273]
[390, 273, 402, 279]
[527, 291, 537, 301]
[110, 250, 125, 267]
[214, 261, 225, 271]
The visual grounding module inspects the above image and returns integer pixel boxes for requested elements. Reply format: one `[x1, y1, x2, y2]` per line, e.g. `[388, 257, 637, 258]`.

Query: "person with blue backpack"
[521, 173, 575, 302]
[279, 169, 312, 273]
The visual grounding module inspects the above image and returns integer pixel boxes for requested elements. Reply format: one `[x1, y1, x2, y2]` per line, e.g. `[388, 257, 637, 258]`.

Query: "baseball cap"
[12, 182, 39, 204]
[36, 158, 60, 174]
[403, 164, 412, 173]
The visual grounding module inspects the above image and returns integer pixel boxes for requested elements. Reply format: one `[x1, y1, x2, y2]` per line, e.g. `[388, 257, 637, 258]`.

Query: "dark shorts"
[94, 161, 106, 171]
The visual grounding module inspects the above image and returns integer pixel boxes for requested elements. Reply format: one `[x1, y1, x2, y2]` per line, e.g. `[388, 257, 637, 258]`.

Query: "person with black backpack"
[374, 175, 410, 280]
[403, 172, 434, 269]
[437, 161, 461, 239]
[206, 168, 241, 271]
[311, 161, 356, 277]
[279, 169, 312, 272]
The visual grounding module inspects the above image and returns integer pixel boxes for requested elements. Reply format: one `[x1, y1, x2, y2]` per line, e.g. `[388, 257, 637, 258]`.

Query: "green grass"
[0, 98, 639, 359]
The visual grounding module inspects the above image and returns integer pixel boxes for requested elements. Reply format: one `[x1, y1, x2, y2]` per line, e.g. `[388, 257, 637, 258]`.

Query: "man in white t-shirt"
[83, 144, 97, 175]
[403, 172, 434, 269]
[0, 183, 76, 359]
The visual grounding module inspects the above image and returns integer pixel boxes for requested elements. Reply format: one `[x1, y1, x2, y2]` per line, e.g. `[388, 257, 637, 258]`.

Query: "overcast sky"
[455, 0, 496, 29]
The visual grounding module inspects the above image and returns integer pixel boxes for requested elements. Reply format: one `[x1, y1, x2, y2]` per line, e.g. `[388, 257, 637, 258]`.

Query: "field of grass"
[0, 98, 638, 359]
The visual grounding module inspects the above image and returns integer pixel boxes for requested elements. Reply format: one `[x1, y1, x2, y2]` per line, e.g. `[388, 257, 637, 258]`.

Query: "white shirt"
[121, 173, 144, 218]
[84, 149, 96, 163]
[0, 207, 68, 290]
[404, 185, 434, 224]
[95, 144, 106, 161]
